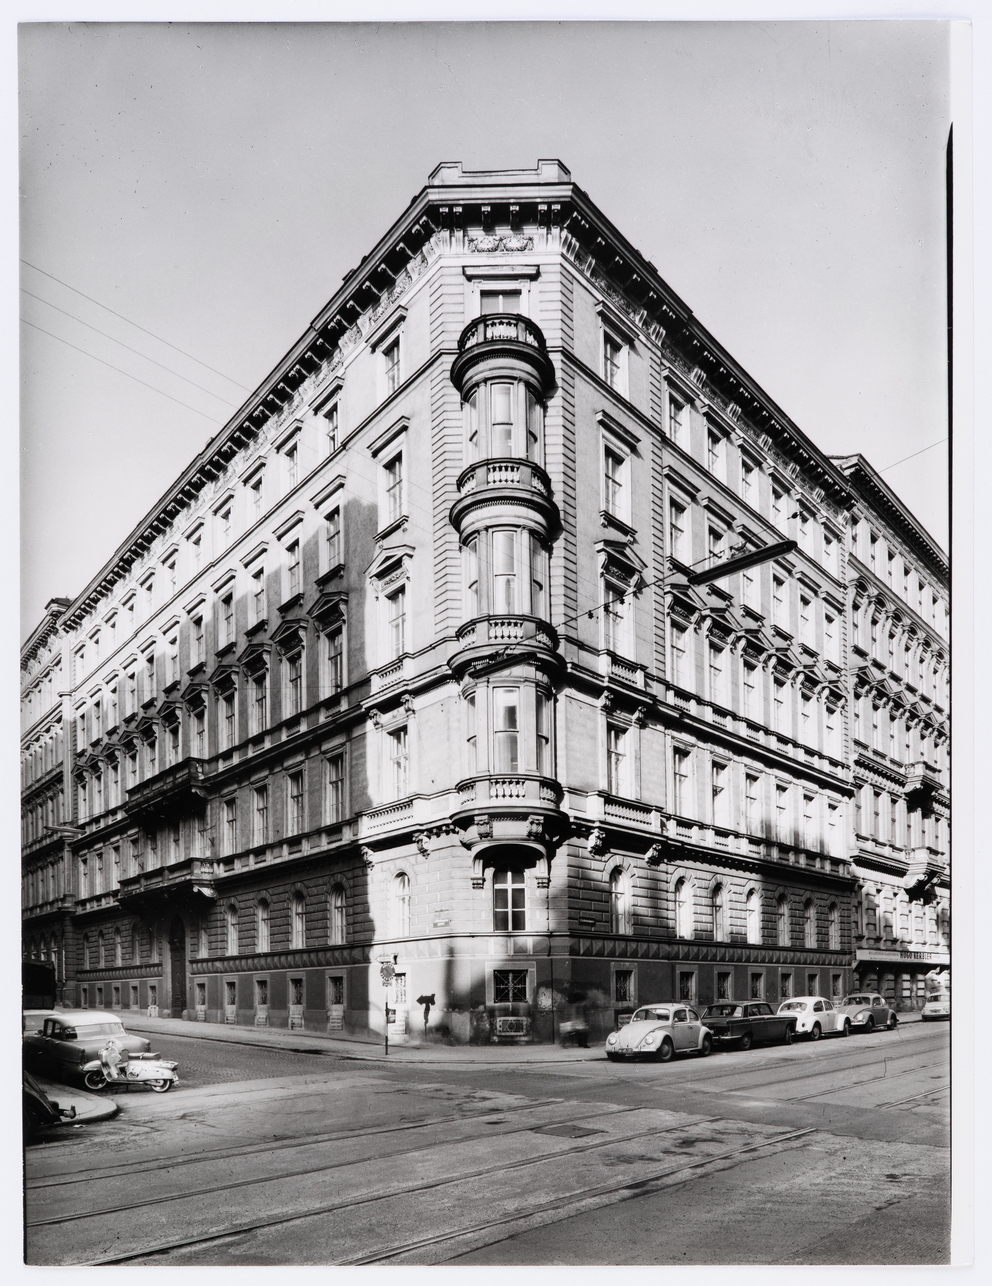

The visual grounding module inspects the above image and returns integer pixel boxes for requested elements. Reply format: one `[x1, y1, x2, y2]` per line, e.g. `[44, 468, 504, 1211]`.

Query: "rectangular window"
[772, 576, 787, 628]
[745, 774, 759, 832]
[716, 971, 731, 1001]
[325, 627, 343, 696]
[494, 688, 520, 773]
[249, 474, 264, 521]
[742, 569, 757, 609]
[707, 429, 724, 479]
[325, 753, 345, 824]
[222, 593, 235, 647]
[750, 973, 765, 1000]
[387, 586, 406, 659]
[383, 338, 401, 395]
[602, 582, 629, 655]
[670, 624, 688, 688]
[708, 643, 726, 706]
[823, 531, 836, 575]
[252, 568, 266, 622]
[493, 967, 528, 1002]
[221, 691, 236, 750]
[803, 795, 815, 850]
[144, 651, 156, 702]
[825, 706, 840, 757]
[741, 459, 755, 504]
[678, 972, 696, 1003]
[167, 722, 180, 766]
[219, 504, 233, 549]
[193, 707, 206, 757]
[773, 677, 788, 734]
[480, 288, 521, 314]
[824, 612, 838, 661]
[466, 692, 477, 773]
[388, 726, 409, 799]
[223, 798, 237, 855]
[602, 331, 624, 390]
[776, 784, 789, 842]
[285, 441, 299, 488]
[711, 761, 728, 826]
[324, 401, 339, 454]
[673, 748, 691, 816]
[799, 597, 812, 647]
[800, 690, 812, 744]
[603, 446, 625, 518]
[771, 487, 785, 532]
[797, 510, 812, 552]
[536, 691, 551, 775]
[250, 672, 268, 735]
[493, 873, 527, 933]
[669, 396, 687, 448]
[384, 454, 403, 523]
[606, 723, 628, 796]
[286, 541, 301, 598]
[668, 500, 687, 562]
[286, 651, 304, 716]
[192, 615, 205, 665]
[190, 531, 202, 570]
[781, 972, 793, 1000]
[287, 771, 304, 835]
[743, 661, 758, 719]
[325, 508, 341, 569]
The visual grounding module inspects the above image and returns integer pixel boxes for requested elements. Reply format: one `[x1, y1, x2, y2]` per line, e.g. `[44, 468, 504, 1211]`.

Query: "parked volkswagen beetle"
[605, 1004, 713, 1062]
[776, 996, 850, 1040]
[834, 993, 898, 1032]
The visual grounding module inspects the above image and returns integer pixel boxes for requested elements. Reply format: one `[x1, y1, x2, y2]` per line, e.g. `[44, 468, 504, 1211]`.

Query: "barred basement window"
[493, 969, 528, 1004]
[615, 969, 634, 1002]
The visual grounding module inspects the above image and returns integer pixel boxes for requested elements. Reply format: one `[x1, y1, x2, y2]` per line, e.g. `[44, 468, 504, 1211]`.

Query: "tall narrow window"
[804, 900, 816, 949]
[671, 624, 687, 687]
[384, 454, 403, 522]
[708, 643, 726, 706]
[387, 586, 406, 658]
[388, 726, 409, 798]
[743, 661, 758, 719]
[745, 773, 759, 833]
[325, 627, 343, 695]
[465, 691, 477, 772]
[772, 576, 787, 627]
[324, 401, 339, 454]
[668, 500, 687, 561]
[529, 534, 548, 619]
[603, 584, 628, 654]
[492, 530, 517, 613]
[775, 784, 789, 842]
[711, 761, 728, 826]
[325, 753, 345, 823]
[673, 748, 691, 815]
[610, 868, 631, 935]
[192, 615, 205, 665]
[741, 459, 755, 503]
[287, 541, 301, 598]
[525, 389, 543, 461]
[799, 596, 812, 647]
[393, 872, 411, 936]
[222, 593, 235, 647]
[777, 895, 790, 946]
[251, 672, 268, 735]
[287, 771, 304, 834]
[383, 338, 401, 395]
[464, 390, 479, 460]
[329, 886, 346, 945]
[286, 650, 304, 716]
[463, 536, 480, 618]
[668, 395, 688, 448]
[250, 473, 264, 520]
[257, 899, 270, 952]
[193, 707, 206, 757]
[493, 688, 520, 773]
[291, 893, 305, 949]
[252, 568, 266, 622]
[711, 884, 725, 941]
[490, 382, 514, 455]
[603, 447, 624, 517]
[773, 677, 788, 734]
[707, 430, 724, 479]
[602, 331, 623, 390]
[493, 870, 526, 931]
[828, 902, 840, 950]
[746, 890, 760, 944]
[606, 724, 628, 795]
[223, 797, 237, 855]
[674, 878, 690, 938]
[221, 691, 237, 750]
[325, 508, 341, 568]
[252, 785, 268, 846]
[536, 691, 551, 775]
[803, 795, 815, 850]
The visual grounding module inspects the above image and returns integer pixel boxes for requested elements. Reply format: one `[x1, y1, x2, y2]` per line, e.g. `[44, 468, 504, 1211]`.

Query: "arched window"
[746, 890, 760, 944]
[329, 885, 347, 945]
[828, 902, 840, 950]
[97, 930, 105, 967]
[291, 893, 306, 950]
[776, 895, 790, 947]
[257, 899, 270, 953]
[493, 869, 526, 931]
[804, 899, 815, 949]
[674, 878, 691, 939]
[609, 868, 631, 935]
[393, 873, 411, 937]
[82, 933, 90, 969]
[711, 885, 725, 942]
[114, 927, 122, 966]
[226, 905, 239, 955]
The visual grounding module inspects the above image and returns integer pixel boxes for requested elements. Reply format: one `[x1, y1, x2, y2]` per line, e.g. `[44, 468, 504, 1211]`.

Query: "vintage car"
[23, 1010, 152, 1084]
[605, 1004, 713, 1062]
[922, 991, 950, 1021]
[777, 996, 850, 1039]
[700, 1002, 796, 1049]
[22, 1009, 60, 1036]
[835, 993, 898, 1032]
[23, 1070, 75, 1143]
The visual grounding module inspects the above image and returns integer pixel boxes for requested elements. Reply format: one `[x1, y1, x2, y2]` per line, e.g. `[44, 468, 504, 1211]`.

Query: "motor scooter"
[83, 1039, 179, 1093]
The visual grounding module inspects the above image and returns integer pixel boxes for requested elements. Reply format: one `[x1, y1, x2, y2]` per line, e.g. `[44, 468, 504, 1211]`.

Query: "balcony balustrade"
[456, 457, 551, 499]
[450, 313, 556, 398]
[449, 615, 564, 681]
[116, 855, 217, 912]
[124, 757, 209, 825]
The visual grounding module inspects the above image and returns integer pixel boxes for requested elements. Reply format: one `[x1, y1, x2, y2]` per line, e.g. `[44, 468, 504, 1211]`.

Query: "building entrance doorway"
[169, 917, 186, 1018]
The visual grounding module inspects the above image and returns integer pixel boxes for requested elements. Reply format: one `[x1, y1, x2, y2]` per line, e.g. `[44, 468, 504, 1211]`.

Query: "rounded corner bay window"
[462, 528, 549, 621]
[464, 382, 543, 464]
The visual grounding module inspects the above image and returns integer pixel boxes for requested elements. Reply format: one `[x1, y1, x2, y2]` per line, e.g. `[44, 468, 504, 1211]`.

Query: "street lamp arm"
[685, 539, 798, 586]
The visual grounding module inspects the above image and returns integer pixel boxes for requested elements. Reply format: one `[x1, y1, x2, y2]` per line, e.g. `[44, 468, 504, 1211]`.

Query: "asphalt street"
[25, 1020, 950, 1266]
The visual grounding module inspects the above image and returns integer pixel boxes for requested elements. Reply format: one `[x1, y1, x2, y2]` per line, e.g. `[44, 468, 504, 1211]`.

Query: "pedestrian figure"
[560, 990, 590, 1048]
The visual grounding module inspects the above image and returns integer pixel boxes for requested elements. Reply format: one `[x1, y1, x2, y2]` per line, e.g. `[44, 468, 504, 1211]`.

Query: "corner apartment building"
[21, 160, 949, 1041]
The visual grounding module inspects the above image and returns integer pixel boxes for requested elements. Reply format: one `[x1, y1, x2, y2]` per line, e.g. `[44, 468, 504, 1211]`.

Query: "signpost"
[378, 956, 395, 1056]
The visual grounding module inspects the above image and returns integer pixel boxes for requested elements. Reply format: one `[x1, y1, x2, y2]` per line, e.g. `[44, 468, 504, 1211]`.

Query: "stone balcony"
[904, 760, 944, 806]
[116, 856, 218, 913]
[449, 313, 557, 398]
[448, 615, 564, 681]
[449, 457, 560, 539]
[124, 757, 209, 826]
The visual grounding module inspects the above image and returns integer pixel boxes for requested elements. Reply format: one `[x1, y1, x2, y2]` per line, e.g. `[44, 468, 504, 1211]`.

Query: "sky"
[18, 18, 954, 634]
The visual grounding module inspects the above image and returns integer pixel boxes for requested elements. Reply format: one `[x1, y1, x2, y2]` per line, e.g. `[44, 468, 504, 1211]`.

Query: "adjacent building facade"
[21, 161, 949, 1042]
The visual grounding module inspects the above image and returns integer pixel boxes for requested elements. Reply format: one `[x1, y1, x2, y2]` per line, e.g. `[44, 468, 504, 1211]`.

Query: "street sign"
[379, 962, 395, 985]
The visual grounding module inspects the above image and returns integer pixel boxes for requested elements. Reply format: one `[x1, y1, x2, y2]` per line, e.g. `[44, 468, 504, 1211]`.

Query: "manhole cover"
[533, 1123, 605, 1139]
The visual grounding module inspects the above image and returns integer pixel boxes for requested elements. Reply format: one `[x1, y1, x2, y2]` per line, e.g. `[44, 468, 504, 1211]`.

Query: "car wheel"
[700, 1034, 713, 1057]
[657, 1039, 674, 1063]
[887, 1013, 898, 1030]
[809, 1023, 822, 1042]
[783, 1026, 794, 1045]
[739, 1031, 753, 1051]
[148, 1079, 172, 1093]
[842, 1020, 851, 1037]
[865, 1015, 875, 1033]
[83, 1070, 107, 1091]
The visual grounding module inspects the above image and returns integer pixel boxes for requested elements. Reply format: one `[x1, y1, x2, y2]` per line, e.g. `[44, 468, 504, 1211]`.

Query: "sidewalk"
[33, 1077, 119, 1127]
[124, 1013, 604, 1065]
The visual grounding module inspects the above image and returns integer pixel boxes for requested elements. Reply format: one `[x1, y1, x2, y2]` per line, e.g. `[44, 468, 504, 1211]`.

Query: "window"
[193, 707, 206, 757]
[803, 795, 815, 850]
[668, 500, 687, 562]
[536, 691, 551, 775]
[606, 723, 628, 796]
[670, 624, 688, 688]
[492, 529, 517, 612]
[750, 973, 764, 1000]
[603, 446, 625, 518]
[707, 429, 725, 480]
[493, 969, 528, 1003]
[602, 581, 630, 655]
[823, 530, 836, 576]
[251, 568, 266, 622]
[284, 441, 299, 489]
[674, 878, 691, 938]
[465, 691, 477, 772]
[824, 612, 838, 662]
[249, 473, 264, 521]
[490, 382, 514, 455]
[609, 868, 631, 934]
[166, 721, 181, 767]
[741, 569, 758, 609]
[800, 691, 812, 745]
[480, 287, 521, 314]
[711, 884, 726, 941]
[669, 395, 688, 448]
[745, 774, 759, 833]
[144, 650, 156, 703]
[673, 748, 691, 816]
[716, 971, 732, 1001]
[678, 972, 695, 1003]
[393, 872, 411, 936]
[827, 801, 840, 855]
[746, 890, 760, 944]
[615, 969, 634, 1003]
[776, 895, 790, 946]
[742, 661, 758, 719]
[250, 672, 268, 735]
[772, 576, 787, 627]
[291, 894, 306, 949]
[323, 626, 344, 697]
[799, 596, 812, 647]
[384, 453, 403, 523]
[781, 971, 793, 1000]
[804, 900, 816, 949]
[602, 330, 625, 391]
[494, 869, 526, 931]
[771, 487, 785, 532]
[252, 786, 268, 846]
[287, 771, 304, 835]
[190, 530, 203, 571]
[257, 900, 270, 952]
[383, 337, 401, 395]
[286, 541, 301, 598]
[324, 401, 339, 454]
[530, 534, 548, 621]
[708, 526, 725, 563]
[773, 677, 788, 734]
[223, 797, 237, 855]
[316, 755, 344, 828]
[218, 503, 233, 549]
[387, 586, 406, 658]
[329, 886, 346, 945]
[869, 531, 879, 570]
[775, 784, 789, 842]
[388, 726, 409, 799]
[220, 691, 237, 750]
[192, 615, 205, 665]
[325, 507, 341, 568]
[285, 650, 304, 717]
[828, 903, 840, 950]
[221, 593, 235, 647]
[711, 761, 729, 826]
[493, 688, 520, 773]
[708, 643, 726, 706]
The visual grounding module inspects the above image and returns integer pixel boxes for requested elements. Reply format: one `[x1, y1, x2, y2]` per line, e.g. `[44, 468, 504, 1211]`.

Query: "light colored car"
[835, 993, 898, 1032]
[22, 1009, 60, 1036]
[922, 992, 950, 1021]
[23, 1010, 152, 1085]
[777, 996, 850, 1040]
[605, 1004, 713, 1062]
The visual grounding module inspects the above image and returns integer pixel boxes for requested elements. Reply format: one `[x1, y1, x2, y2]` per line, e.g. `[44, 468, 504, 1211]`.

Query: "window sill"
[375, 515, 409, 545]
[245, 618, 269, 638]
[599, 509, 636, 541]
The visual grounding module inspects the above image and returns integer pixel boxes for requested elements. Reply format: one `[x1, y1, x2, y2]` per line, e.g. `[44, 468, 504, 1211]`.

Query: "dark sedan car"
[700, 1001, 796, 1049]
[24, 1010, 152, 1086]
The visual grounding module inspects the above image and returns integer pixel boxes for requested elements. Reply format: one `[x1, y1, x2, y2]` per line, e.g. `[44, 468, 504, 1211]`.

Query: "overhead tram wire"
[21, 319, 225, 424]
[877, 438, 948, 473]
[20, 259, 252, 391]
[21, 289, 241, 408]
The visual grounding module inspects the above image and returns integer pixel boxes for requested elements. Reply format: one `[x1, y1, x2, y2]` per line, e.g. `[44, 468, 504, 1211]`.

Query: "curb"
[33, 1077, 119, 1127]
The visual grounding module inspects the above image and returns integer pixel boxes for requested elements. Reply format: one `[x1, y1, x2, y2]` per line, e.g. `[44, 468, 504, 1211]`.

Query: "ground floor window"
[717, 971, 732, 1000]
[781, 972, 793, 999]
[750, 972, 764, 1000]
[392, 973, 407, 1005]
[493, 869, 526, 931]
[329, 975, 344, 1006]
[226, 980, 237, 1009]
[81, 986, 88, 1007]
[832, 973, 843, 998]
[130, 984, 138, 1007]
[291, 977, 304, 1007]
[256, 979, 268, 1008]
[493, 969, 528, 1004]
[807, 973, 819, 996]
[615, 969, 634, 1003]
[112, 985, 121, 1008]
[196, 981, 206, 1007]
[678, 971, 695, 1002]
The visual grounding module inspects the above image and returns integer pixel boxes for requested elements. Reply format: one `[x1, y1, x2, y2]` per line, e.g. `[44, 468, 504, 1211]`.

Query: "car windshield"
[779, 1001, 807, 1012]
[632, 1008, 670, 1023]
[72, 1023, 127, 1038]
[841, 997, 867, 1006]
[704, 1005, 742, 1018]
